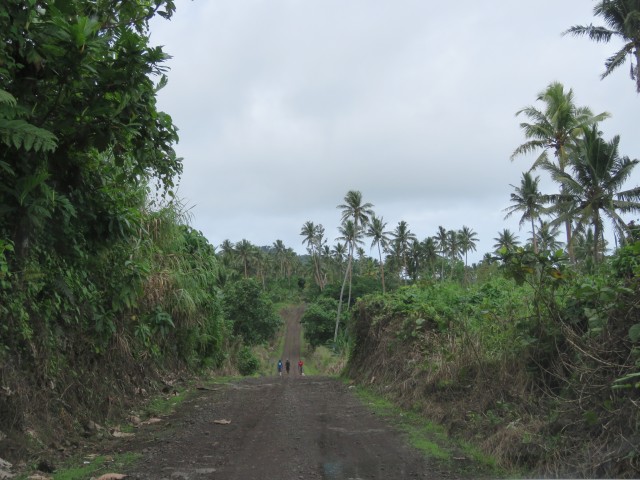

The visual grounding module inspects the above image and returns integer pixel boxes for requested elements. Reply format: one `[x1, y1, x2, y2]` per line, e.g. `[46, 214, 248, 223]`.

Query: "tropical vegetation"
[1, 0, 640, 478]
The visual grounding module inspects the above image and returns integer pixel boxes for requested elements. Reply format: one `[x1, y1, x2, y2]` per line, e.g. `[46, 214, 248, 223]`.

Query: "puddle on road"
[323, 461, 343, 478]
[323, 461, 367, 480]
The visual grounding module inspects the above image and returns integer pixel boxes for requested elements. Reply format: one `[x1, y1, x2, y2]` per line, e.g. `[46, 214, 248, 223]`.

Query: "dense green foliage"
[1, 1, 639, 477]
[236, 346, 260, 376]
[222, 278, 282, 345]
[301, 297, 341, 348]
[346, 243, 640, 477]
[0, 2, 286, 460]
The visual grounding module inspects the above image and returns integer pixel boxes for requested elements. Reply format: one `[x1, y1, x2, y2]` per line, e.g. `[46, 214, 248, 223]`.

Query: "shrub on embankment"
[346, 263, 640, 478]
[0, 205, 232, 461]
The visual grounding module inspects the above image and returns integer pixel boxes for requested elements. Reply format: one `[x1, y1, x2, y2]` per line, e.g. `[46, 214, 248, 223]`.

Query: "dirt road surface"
[122, 306, 477, 479]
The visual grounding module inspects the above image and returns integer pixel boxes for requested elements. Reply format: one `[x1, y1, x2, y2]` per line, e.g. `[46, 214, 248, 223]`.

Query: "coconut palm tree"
[331, 241, 347, 280]
[458, 226, 479, 267]
[435, 226, 449, 279]
[493, 229, 521, 252]
[366, 215, 391, 293]
[421, 236, 439, 279]
[504, 172, 550, 253]
[392, 220, 417, 281]
[300, 221, 326, 291]
[272, 239, 287, 278]
[407, 239, 423, 281]
[337, 190, 375, 231]
[542, 125, 640, 263]
[282, 247, 298, 287]
[446, 229, 462, 276]
[511, 82, 609, 260]
[536, 220, 564, 252]
[564, 0, 640, 93]
[235, 239, 256, 278]
[334, 191, 374, 341]
[334, 219, 364, 342]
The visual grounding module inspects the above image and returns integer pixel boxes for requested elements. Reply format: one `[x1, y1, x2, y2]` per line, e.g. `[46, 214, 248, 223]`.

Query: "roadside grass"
[302, 344, 344, 376]
[352, 385, 506, 478]
[15, 452, 140, 480]
[144, 389, 189, 417]
[16, 376, 239, 480]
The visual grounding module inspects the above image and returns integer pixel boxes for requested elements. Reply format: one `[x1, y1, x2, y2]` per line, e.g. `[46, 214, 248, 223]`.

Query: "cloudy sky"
[149, 1, 639, 263]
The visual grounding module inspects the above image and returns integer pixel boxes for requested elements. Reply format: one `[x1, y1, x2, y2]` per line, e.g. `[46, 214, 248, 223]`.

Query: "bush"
[237, 346, 259, 376]
[301, 297, 340, 348]
[222, 278, 282, 345]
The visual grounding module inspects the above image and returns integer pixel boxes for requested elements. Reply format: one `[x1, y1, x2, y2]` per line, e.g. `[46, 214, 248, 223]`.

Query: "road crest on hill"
[122, 305, 483, 479]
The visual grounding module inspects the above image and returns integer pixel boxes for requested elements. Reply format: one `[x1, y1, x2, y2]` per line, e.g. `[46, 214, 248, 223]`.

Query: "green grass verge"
[14, 452, 141, 480]
[352, 385, 504, 477]
[144, 389, 189, 417]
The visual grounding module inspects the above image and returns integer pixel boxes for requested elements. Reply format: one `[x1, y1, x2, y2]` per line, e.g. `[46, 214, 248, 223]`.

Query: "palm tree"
[337, 219, 358, 275]
[337, 190, 374, 232]
[407, 239, 423, 281]
[254, 248, 270, 288]
[543, 125, 640, 263]
[511, 82, 609, 260]
[572, 227, 603, 269]
[272, 239, 287, 278]
[334, 191, 374, 341]
[458, 226, 479, 267]
[331, 241, 347, 280]
[367, 215, 391, 293]
[421, 237, 439, 279]
[300, 221, 326, 291]
[435, 226, 449, 279]
[392, 220, 417, 281]
[282, 247, 298, 287]
[446, 229, 462, 276]
[235, 239, 256, 278]
[536, 220, 564, 252]
[504, 172, 549, 253]
[493, 229, 521, 252]
[564, 0, 640, 92]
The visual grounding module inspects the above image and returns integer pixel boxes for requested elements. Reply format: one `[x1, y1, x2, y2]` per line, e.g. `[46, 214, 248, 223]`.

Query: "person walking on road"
[285, 359, 290, 375]
[298, 359, 304, 375]
[277, 359, 283, 376]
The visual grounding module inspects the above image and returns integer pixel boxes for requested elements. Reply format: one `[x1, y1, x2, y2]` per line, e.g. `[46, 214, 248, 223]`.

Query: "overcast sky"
[149, 1, 639, 263]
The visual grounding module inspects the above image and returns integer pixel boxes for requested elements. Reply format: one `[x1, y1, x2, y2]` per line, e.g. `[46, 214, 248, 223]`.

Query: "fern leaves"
[0, 89, 58, 153]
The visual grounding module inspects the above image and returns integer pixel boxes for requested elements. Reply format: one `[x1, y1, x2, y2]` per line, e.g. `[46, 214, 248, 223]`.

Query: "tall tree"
[421, 237, 439, 278]
[300, 221, 326, 291]
[504, 172, 549, 253]
[334, 191, 374, 342]
[0, 1, 181, 265]
[458, 226, 479, 267]
[536, 220, 564, 252]
[235, 239, 256, 278]
[511, 82, 609, 261]
[272, 239, 287, 278]
[366, 215, 391, 293]
[435, 226, 449, 279]
[493, 229, 521, 252]
[392, 220, 417, 281]
[543, 125, 640, 263]
[446, 229, 462, 276]
[565, 0, 640, 92]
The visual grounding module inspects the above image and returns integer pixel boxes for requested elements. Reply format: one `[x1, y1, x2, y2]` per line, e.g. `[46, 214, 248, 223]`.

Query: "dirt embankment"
[117, 305, 484, 479]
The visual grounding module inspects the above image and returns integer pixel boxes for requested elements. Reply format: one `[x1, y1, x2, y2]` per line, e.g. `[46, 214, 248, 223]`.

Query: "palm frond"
[563, 24, 614, 42]
[602, 45, 633, 78]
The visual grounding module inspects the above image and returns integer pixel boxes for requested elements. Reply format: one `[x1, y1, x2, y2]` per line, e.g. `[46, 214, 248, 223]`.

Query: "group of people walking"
[277, 359, 303, 376]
